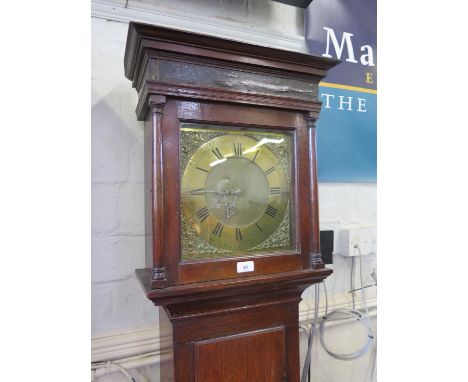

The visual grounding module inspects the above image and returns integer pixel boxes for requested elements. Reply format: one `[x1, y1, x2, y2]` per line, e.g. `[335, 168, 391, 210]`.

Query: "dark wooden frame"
[153, 99, 310, 285]
[125, 23, 338, 289]
[124, 22, 339, 382]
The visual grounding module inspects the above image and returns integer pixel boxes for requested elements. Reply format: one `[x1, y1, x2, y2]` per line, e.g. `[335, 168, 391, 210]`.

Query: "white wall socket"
[337, 227, 377, 257]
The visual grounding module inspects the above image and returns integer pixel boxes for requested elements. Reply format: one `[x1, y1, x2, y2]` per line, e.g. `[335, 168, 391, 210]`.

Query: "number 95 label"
[237, 261, 254, 273]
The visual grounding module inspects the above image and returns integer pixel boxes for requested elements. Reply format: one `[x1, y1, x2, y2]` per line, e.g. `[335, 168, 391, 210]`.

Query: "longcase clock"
[124, 22, 339, 382]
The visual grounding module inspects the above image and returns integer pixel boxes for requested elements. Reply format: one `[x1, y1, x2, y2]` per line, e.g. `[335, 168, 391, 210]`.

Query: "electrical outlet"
[337, 227, 376, 257]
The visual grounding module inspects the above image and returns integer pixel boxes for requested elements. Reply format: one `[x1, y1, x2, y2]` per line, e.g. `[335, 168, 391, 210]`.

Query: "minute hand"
[182, 190, 221, 196]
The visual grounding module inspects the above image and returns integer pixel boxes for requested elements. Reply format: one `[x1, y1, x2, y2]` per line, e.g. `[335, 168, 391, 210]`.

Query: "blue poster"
[305, 0, 377, 182]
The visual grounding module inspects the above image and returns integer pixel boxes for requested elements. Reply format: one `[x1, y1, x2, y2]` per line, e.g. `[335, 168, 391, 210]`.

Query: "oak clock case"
[124, 22, 339, 382]
[180, 123, 296, 260]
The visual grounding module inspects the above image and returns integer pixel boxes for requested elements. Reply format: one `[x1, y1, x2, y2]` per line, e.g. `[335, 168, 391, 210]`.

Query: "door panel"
[194, 327, 285, 382]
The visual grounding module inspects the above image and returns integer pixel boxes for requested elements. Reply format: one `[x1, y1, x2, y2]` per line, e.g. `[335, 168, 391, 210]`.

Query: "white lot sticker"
[237, 260, 254, 273]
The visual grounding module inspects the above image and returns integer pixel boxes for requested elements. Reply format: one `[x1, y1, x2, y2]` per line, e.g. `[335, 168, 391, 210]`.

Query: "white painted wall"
[92, 16, 158, 338]
[91, 1, 377, 381]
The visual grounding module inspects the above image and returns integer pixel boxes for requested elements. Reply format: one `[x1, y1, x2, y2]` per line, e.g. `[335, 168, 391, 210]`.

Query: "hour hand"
[182, 189, 219, 196]
[184, 189, 242, 196]
[216, 189, 242, 196]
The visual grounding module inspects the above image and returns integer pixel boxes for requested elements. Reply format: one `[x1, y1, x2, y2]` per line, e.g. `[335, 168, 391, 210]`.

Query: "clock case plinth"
[124, 22, 338, 382]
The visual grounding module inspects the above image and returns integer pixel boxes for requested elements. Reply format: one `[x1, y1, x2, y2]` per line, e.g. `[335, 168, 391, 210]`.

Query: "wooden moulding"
[136, 267, 332, 307]
[124, 22, 339, 289]
[124, 22, 337, 84]
[124, 22, 338, 120]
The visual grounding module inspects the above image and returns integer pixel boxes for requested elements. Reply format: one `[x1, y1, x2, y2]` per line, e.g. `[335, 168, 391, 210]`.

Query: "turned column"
[306, 114, 324, 269]
[149, 94, 167, 285]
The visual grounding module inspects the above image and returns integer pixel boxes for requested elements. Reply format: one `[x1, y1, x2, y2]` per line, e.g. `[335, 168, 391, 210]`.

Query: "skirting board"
[92, 292, 377, 368]
[91, 0, 307, 53]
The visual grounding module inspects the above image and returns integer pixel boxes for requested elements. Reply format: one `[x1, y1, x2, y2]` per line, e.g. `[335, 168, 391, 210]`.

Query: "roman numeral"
[211, 147, 223, 160]
[264, 166, 276, 176]
[233, 143, 243, 157]
[265, 204, 278, 218]
[235, 227, 243, 241]
[196, 166, 209, 173]
[269, 187, 282, 195]
[195, 207, 210, 223]
[255, 223, 263, 232]
[252, 150, 260, 162]
[212, 222, 224, 237]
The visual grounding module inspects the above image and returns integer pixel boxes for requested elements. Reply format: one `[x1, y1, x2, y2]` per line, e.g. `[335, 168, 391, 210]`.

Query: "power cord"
[300, 244, 375, 381]
[91, 361, 136, 382]
[300, 283, 320, 382]
[351, 256, 356, 309]
[320, 245, 373, 361]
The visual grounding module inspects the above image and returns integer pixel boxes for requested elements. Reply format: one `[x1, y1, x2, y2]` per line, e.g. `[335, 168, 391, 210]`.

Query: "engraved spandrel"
[181, 216, 231, 258]
[180, 130, 225, 176]
[251, 203, 292, 251]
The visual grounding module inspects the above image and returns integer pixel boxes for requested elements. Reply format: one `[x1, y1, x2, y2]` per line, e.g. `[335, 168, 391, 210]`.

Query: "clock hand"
[224, 204, 236, 224]
[183, 189, 242, 196]
[183, 188, 242, 223]
[223, 189, 241, 223]
[182, 190, 222, 195]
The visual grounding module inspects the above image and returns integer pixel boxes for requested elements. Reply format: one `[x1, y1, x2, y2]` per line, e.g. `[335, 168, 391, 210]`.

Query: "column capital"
[305, 113, 318, 128]
[148, 94, 167, 114]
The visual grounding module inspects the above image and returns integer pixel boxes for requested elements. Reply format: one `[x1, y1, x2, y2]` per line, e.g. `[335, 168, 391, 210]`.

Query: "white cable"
[370, 344, 377, 381]
[357, 246, 372, 341]
[351, 256, 356, 309]
[323, 278, 328, 316]
[300, 283, 320, 382]
[91, 361, 135, 382]
[319, 245, 373, 361]
[364, 335, 377, 382]
[357, 245, 377, 382]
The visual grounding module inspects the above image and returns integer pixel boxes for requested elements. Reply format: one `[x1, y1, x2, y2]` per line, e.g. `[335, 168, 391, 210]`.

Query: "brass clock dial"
[180, 125, 295, 259]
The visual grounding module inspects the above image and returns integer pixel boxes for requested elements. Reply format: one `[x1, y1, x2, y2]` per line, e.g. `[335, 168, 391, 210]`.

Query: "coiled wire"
[319, 247, 373, 361]
[300, 246, 374, 381]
